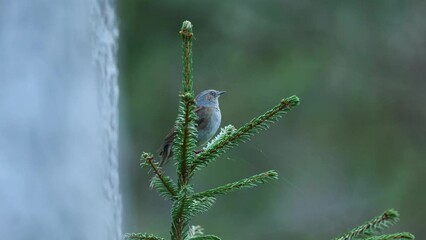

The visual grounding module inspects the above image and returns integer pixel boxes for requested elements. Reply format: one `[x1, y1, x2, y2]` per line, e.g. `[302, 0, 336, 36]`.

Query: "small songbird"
[159, 89, 225, 166]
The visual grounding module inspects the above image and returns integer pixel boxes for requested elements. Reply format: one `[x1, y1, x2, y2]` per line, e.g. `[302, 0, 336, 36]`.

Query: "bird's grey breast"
[196, 107, 221, 146]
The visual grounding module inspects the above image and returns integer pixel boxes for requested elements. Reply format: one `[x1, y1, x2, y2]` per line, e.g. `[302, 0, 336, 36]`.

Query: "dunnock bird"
[159, 89, 225, 166]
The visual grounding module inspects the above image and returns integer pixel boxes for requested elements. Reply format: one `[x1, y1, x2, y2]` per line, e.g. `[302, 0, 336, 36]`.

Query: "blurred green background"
[117, 1, 425, 239]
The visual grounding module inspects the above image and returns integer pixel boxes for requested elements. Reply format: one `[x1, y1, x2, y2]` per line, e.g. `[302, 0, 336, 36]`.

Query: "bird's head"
[195, 89, 225, 107]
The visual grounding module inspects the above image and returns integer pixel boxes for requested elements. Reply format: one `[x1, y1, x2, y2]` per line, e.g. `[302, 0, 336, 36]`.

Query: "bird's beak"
[217, 91, 226, 96]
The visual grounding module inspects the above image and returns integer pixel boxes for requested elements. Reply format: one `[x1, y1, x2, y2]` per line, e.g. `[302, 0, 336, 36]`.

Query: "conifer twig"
[334, 209, 401, 240]
[173, 20, 197, 187]
[180, 21, 193, 93]
[192, 170, 279, 198]
[191, 96, 300, 172]
[171, 20, 197, 240]
[189, 236, 221, 240]
[172, 189, 188, 240]
[124, 233, 164, 240]
[141, 152, 178, 198]
[364, 233, 415, 240]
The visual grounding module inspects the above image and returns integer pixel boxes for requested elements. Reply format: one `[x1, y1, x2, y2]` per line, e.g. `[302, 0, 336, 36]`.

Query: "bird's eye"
[209, 91, 216, 96]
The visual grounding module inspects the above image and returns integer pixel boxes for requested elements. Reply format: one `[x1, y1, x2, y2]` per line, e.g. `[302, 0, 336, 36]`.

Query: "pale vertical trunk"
[0, 1, 122, 239]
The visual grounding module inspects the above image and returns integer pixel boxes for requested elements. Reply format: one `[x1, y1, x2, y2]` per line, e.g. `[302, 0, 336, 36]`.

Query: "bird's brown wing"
[194, 106, 206, 127]
[158, 127, 176, 166]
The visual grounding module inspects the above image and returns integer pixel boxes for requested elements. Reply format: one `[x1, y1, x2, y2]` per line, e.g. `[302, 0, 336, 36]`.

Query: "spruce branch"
[188, 236, 221, 240]
[189, 125, 236, 174]
[171, 186, 200, 222]
[204, 125, 237, 151]
[188, 225, 205, 238]
[363, 233, 415, 240]
[187, 225, 221, 240]
[171, 188, 215, 223]
[193, 170, 279, 199]
[173, 20, 197, 187]
[173, 94, 197, 185]
[149, 175, 178, 200]
[131, 20, 305, 240]
[191, 96, 300, 172]
[127, 20, 417, 240]
[169, 20, 198, 240]
[141, 152, 178, 199]
[187, 196, 216, 216]
[124, 233, 164, 240]
[334, 209, 401, 240]
[171, 185, 195, 240]
[179, 20, 194, 93]
[187, 226, 222, 240]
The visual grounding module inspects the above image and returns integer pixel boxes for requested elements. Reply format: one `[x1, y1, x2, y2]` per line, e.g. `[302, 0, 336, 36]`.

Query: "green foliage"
[187, 226, 221, 240]
[173, 20, 197, 188]
[188, 236, 221, 240]
[173, 92, 197, 185]
[363, 233, 415, 240]
[192, 170, 278, 199]
[127, 20, 414, 240]
[333, 209, 414, 240]
[124, 233, 164, 240]
[141, 152, 178, 199]
[129, 20, 299, 239]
